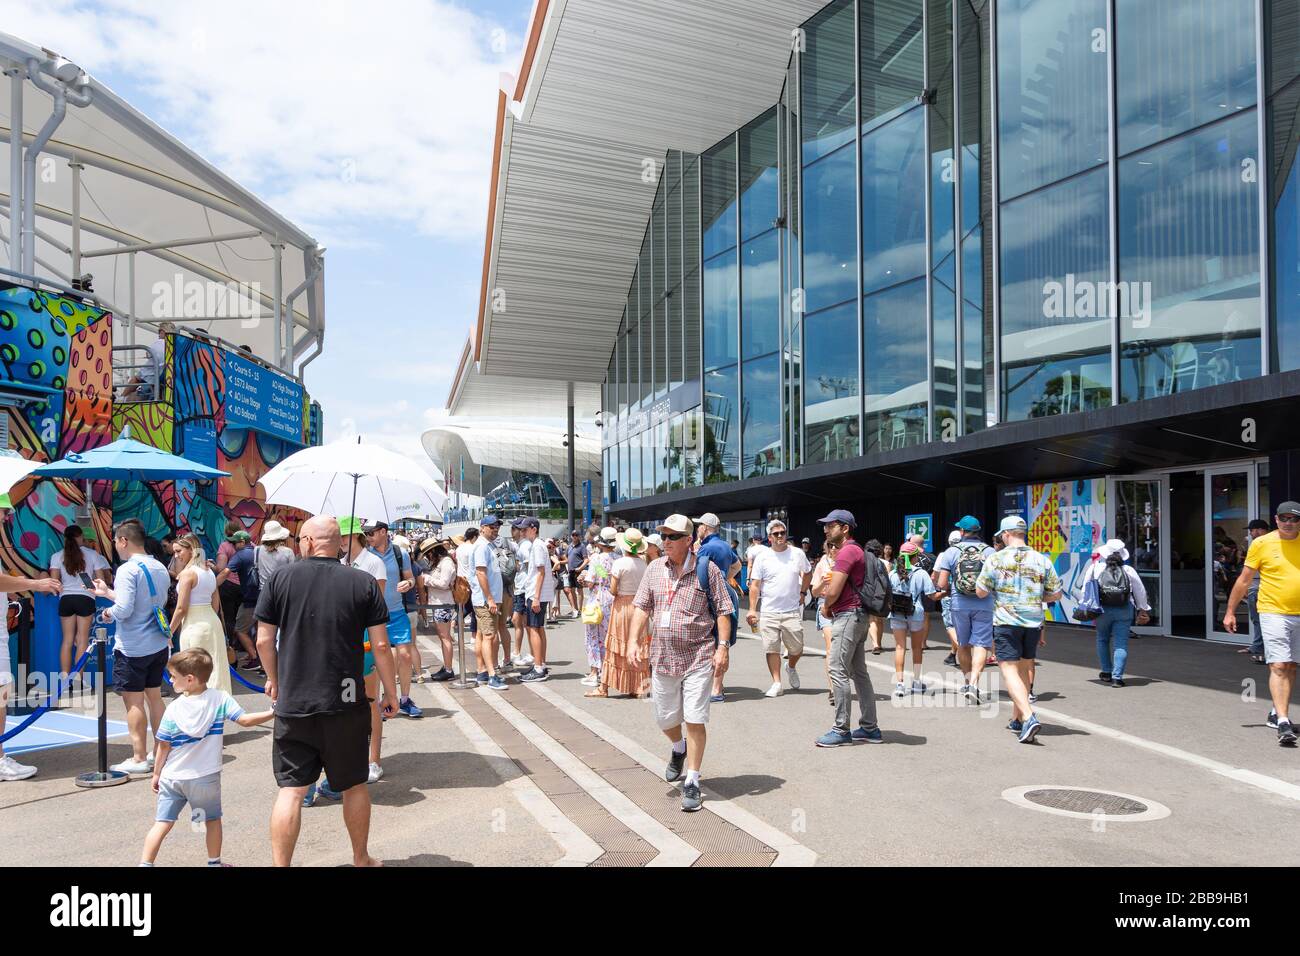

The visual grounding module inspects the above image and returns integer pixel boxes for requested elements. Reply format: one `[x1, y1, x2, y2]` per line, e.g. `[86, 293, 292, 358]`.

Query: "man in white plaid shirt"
[629, 514, 734, 813]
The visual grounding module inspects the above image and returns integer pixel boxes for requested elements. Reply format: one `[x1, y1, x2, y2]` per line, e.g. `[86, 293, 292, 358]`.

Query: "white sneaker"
[579, 675, 598, 687]
[111, 758, 152, 776]
[367, 762, 383, 784]
[893, 682, 907, 699]
[514, 654, 534, 667]
[764, 682, 783, 698]
[0, 755, 37, 781]
[785, 664, 800, 689]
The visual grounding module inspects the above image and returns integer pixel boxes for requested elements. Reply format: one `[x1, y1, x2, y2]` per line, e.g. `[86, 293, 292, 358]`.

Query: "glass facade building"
[603, 0, 1295, 512]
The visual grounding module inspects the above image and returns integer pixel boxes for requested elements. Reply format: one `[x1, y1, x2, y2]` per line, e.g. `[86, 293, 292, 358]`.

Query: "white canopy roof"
[422, 421, 601, 500]
[0, 33, 323, 373]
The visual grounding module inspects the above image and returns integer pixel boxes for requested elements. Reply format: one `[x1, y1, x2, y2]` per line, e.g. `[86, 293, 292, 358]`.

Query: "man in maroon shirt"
[814, 510, 883, 747]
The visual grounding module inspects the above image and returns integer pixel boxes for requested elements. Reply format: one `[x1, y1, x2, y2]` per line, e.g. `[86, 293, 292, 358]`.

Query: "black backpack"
[852, 550, 893, 617]
[1097, 555, 1131, 607]
[890, 566, 915, 616]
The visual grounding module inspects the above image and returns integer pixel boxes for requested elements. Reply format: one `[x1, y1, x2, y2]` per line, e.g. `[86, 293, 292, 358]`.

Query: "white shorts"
[652, 666, 714, 730]
[1259, 613, 1300, 664]
[758, 611, 805, 656]
[0, 633, 12, 687]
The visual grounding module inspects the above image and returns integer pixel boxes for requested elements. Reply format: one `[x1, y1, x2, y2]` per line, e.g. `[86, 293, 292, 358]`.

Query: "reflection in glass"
[742, 355, 782, 477]
[742, 230, 781, 359]
[704, 364, 739, 483]
[802, 0, 858, 164]
[683, 157, 703, 386]
[996, 0, 1108, 200]
[1210, 471, 1251, 636]
[804, 301, 860, 463]
[1270, 12, 1300, 371]
[704, 250, 739, 369]
[863, 279, 927, 452]
[1117, 0, 1257, 156]
[684, 407, 704, 487]
[962, 226, 985, 434]
[803, 144, 859, 314]
[1119, 111, 1261, 403]
[1113, 478, 1162, 629]
[860, 0, 924, 124]
[861, 106, 927, 295]
[702, 138, 737, 260]
[740, 110, 780, 242]
[1000, 168, 1111, 420]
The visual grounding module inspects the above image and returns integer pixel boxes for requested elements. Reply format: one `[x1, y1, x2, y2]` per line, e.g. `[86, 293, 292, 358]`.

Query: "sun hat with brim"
[599, 526, 619, 544]
[644, 533, 664, 551]
[1097, 538, 1129, 561]
[392, 534, 412, 551]
[657, 514, 693, 536]
[451, 534, 466, 547]
[260, 520, 291, 542]
[338, 516, 366, 537]
[619, 528, 647, 555]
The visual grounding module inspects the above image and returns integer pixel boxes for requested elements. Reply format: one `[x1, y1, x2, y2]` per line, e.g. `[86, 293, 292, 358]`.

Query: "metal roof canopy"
[447, 332, 602, 419]
[422, 421, 602, 501]
[471, 0, 825, 385]
[0, 34, 324, 375]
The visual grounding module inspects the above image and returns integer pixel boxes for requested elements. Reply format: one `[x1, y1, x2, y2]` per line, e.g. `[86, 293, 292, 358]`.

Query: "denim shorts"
[952, 607, 993, 649]
[889, 609, 927, 632]
[512, 593, 527, 615]
[156, 772, 222, 823]
[526, 601, 549, 628]
[940, 595, 953, 629]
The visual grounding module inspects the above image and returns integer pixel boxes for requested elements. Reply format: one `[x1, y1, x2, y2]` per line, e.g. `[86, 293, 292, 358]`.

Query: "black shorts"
[993, 625, 1041, 662]
[272, 706, 371, 791]
[113, 647, 169, 693]
[512, 593, 527, 615]
[59, 594, 96, 618]
[526, 601, 549, 628]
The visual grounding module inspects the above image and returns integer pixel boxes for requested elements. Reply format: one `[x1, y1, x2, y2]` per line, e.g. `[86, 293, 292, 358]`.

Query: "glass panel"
[703, 249, 739, 369]
[1210, 471, 1251, 637]
[802, 0, 858, 163]
[859, 0, 924, 124]
[742, 354, 781, 477]
[653, 193, 666, 306]
[1000, 168, 1111, 420]
[651, 419, 668, 496]
[863, 278, 928, 452]
[683, 156, 703, 386]
[740, 109, 780, 242]
[1270, 1, 1300, 371]
[861, 105, 927, 294]
[962, 226, 985, 434]
[702, 137, 738, 260]
[654, 299, 668, 398]
[742, 229, 781, 359]
[628, 434, 641, 499]
[1113, 478, 1162, 630]
[996, 0, 1108, 200]
[933, 259, 958, 437]
[667, 414, 684, 492]
[1119, 111, 1261, 402]
[685, 406, 704, 487]
[704, 364, 739, 483]
[804, 300, 860, 463]
[930, 0, 956, 438]
[803, 144, 859, 313]
[669, 180, 683, 293]
[1117, 0, 1257, 156]
[639, 314, 652, 407]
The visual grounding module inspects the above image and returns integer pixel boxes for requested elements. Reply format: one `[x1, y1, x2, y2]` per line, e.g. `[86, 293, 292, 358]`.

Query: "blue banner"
[223, 351, 304, 445]
[583, 479, 592, 528]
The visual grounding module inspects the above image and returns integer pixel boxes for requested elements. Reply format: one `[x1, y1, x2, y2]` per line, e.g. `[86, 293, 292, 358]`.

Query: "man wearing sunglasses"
[747, 519, 811, 698]
[1224, 502, 1300, 746]
[628, 514, 734, 812]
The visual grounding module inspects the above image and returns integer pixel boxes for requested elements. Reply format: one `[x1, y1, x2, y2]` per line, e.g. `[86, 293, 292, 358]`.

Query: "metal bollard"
[75, 626, 129, 789]
[449, 607, 478, 690]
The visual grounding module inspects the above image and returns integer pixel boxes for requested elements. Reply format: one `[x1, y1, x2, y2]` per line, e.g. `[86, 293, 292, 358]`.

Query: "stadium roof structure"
[449, 0, 826, 399]
[0, 33, 324, 375]
[422, 420, 600, 502]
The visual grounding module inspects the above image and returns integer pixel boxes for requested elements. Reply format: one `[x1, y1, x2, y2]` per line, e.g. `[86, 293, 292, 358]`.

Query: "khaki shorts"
[652, 666, 714, 729]
[758, 611, 805, 656]
[474, 605, 505, 640]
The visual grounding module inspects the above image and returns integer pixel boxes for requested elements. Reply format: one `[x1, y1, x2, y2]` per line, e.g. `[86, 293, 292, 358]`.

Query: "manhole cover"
[1002, 785, 1171, 822]
[1024, 788, 1147, 815]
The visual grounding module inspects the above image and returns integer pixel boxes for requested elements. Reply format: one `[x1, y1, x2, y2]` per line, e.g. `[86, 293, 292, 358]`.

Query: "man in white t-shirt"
[0, 571, 62, 781]
[747, 519, 812, 698]
[745, 535, 768, 592]
[508, 520, 534, 669]
[517, 517, 554, 682]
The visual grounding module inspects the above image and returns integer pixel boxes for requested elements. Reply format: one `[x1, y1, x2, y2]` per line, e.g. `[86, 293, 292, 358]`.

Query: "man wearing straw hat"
[628, 514, 734, 813]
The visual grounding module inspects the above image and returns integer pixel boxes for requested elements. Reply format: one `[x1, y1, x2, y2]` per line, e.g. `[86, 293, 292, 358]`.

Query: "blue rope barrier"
[228, 665, 266, 694]
[0, 645, 96, 744]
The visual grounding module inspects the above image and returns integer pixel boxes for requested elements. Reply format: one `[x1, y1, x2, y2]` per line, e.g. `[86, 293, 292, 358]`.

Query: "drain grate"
[1024, 788, 1147, 816]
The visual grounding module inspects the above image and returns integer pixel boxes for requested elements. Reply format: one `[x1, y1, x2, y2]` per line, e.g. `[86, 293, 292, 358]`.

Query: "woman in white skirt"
[169, 533, 231, 694]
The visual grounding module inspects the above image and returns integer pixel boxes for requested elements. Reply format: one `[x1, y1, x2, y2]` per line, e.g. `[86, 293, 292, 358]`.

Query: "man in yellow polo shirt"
[1224, 501, 1300, 746]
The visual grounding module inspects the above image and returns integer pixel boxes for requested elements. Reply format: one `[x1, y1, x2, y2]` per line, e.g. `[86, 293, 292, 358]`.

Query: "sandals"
[583, 689, 608, 698]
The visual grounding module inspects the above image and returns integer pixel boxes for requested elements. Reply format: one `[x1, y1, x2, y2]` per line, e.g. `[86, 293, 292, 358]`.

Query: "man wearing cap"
[1225, 502, 1300, 746]
[508, 519, 535, 669]
[747, 518, 812, 698]
[566, 530, 589, 620]
[471, 516, 508, 690]
[518, 517, 554, 682]
[694, 513, 740, 702]
[938, 529, 963, 667]
[814, 509, 884, 747]
[365, 521, 422, 719]
[933, 516, 997, 703]
[628, 514, 734, 812]
[975, 515, 1061, 743]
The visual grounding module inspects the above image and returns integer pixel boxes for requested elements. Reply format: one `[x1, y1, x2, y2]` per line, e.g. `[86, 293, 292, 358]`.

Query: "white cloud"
[3, 0, 520, 244]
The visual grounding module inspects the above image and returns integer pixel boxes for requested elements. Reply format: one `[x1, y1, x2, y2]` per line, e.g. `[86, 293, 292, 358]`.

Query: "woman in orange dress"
[596, 528, 651, 698]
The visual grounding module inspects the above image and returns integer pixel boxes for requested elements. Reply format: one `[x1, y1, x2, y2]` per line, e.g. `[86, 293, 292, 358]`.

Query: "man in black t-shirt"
[255, 515, 396, 867]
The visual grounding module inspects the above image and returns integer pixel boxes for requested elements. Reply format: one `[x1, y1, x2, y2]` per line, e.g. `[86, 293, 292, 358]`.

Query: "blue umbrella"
[33, 436, 229, 482]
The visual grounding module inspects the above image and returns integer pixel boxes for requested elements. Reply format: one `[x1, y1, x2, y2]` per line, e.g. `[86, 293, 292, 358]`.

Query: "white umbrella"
[0, 450, 42, 505]
[258, 438, 446, 522]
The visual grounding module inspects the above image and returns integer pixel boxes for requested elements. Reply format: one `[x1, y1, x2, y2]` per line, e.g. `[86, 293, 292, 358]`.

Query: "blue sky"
[3, 0, 538, 471]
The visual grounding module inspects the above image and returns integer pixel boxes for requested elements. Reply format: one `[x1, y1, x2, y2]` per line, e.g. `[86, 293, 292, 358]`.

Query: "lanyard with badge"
[660, 565, 688, 629]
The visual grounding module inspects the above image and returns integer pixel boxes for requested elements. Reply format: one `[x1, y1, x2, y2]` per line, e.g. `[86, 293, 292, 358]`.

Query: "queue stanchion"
[449, 605, 478, 691]
[75, 625, 129, 789]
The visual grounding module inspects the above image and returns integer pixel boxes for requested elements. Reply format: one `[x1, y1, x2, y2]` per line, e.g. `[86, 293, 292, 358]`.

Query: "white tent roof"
[422, 421, 601, 498]
[0, 34, 323, 373]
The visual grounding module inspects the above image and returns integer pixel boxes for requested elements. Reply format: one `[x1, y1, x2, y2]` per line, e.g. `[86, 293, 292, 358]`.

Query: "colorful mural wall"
[1020, 478, 1107, 623]
[0, 280, 316, 576]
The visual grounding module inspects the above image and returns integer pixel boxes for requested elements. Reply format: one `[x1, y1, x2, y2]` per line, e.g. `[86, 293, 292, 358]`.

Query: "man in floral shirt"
[629, 514, 734, 813]
[976, 515, 1061, 744]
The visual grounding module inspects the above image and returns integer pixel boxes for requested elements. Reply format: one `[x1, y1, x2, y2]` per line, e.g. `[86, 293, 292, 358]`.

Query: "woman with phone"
[169, 534, 231, 694]
[49, 525, 111, 694]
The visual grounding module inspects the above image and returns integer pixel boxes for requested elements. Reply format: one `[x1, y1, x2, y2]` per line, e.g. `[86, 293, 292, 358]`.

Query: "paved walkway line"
[523, 682, 818, 867]
[425, 680, 601, 866]
[855, 657, 1300, 804]
[473, 685, 699, 867]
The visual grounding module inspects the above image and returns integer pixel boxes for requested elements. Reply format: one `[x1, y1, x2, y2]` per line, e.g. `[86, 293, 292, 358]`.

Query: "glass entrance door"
[1110, 476, 1165, 634]
[1206, 465, 1257, 643]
